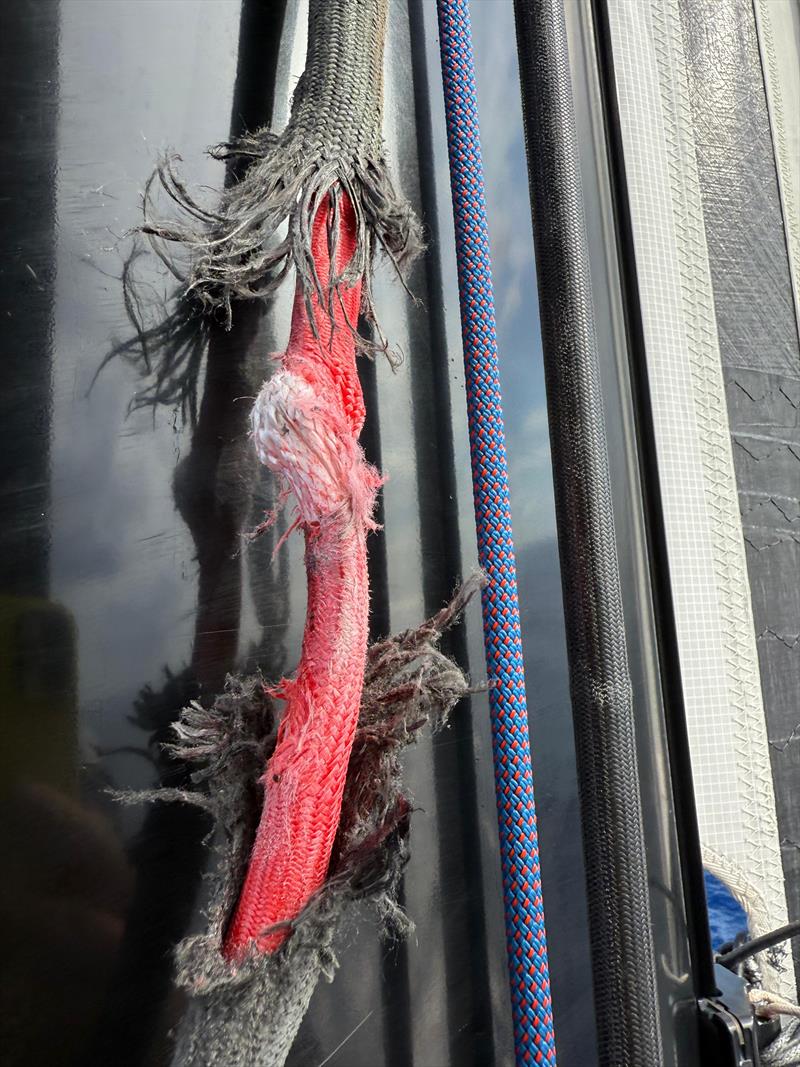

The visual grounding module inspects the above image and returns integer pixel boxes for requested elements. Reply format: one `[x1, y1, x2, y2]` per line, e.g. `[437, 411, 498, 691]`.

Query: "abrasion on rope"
[225, 191, 381, 957]
[436, 1, 557, 1063]
[122, 0, 559, 1062]
[126, 2, 496, 1064]
[138, 0, 422, 972]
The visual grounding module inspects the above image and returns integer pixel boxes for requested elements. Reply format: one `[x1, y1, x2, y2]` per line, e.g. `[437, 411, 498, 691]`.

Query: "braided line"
[436, 3, 556, 1063]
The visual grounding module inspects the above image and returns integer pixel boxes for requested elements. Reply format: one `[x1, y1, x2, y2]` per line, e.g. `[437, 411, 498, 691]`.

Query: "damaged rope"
[224, 190, 382, 959]
[134, 0, 423, 968]
[118, 1, 498, 1063]
[141, 0, 422, 346]
[436, 1, 557, 1063]
[155, 580, 483, 1067]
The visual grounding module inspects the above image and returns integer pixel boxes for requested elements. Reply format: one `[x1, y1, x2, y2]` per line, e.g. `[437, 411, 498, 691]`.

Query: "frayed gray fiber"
[154, 576, 484, 1067]
[171, 908, 337, 1067]
[141, 0, 424, 348]
[93, 253, 210, 422]
[762, 1019, 800, 1067]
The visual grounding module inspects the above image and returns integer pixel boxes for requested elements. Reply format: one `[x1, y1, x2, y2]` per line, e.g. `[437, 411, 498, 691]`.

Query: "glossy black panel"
[0, 1, 589, 1064]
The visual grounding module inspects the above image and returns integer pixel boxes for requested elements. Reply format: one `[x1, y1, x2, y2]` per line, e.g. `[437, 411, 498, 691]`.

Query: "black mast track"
[513, 1, 664, 1063]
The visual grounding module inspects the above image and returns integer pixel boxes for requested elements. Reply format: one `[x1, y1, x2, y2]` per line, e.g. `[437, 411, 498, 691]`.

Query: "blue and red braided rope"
[436, 2, 556, 1063]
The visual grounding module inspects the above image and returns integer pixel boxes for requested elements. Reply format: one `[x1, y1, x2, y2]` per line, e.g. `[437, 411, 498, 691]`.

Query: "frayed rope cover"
[142, 0, 422, 351]
[122, 0, 557, 1062]
[140, 579, 483, 1067]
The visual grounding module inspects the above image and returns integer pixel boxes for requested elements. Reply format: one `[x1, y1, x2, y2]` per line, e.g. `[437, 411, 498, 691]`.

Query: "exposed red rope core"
[224, 193, 379, 960]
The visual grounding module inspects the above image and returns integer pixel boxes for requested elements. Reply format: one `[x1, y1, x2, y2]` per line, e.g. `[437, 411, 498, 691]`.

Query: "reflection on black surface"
[86, 6, 289, 1064]
[0, 0, 57, 602]
[0, 0, 590, 1063]
[0, 2, 93, 1064]
[358, 334, 414, 1067]
[406, 4, 491, 1062]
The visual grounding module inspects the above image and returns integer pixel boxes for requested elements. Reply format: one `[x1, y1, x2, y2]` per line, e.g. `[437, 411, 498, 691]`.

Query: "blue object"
[705, 870, 748, 952]
[436, 2, 557, 1063]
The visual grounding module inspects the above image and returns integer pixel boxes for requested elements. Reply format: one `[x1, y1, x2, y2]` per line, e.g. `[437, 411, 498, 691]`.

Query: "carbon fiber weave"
[436, 2, 556, 1063]
[513, 1, 663, 1064]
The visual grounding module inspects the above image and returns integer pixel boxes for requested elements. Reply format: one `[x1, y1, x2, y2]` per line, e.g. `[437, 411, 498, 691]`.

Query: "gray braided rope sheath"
[143, 0, 422, 334]
[170, 917, 337, 1067]
[287, 0, 387, 161]
[763, 1020, 800, 1067]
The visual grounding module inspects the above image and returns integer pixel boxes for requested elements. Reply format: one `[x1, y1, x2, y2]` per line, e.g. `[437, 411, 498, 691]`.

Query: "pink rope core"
[224, 193, 380, 959]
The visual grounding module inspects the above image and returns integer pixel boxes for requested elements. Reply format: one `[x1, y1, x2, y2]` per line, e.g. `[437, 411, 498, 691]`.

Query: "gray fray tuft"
[155, 575, 484, 1067]
[141, 0, 424, 352]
